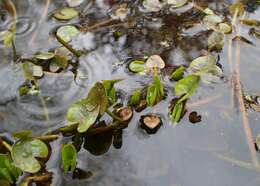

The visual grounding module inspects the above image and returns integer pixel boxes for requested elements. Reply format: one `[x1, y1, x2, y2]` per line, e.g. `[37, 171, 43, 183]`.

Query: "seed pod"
[117, 106, 133, 122]
[139, 114, 162, 134]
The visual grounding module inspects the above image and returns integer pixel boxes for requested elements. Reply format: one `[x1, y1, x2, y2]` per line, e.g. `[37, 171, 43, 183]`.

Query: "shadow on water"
[1, 0, 260, 185]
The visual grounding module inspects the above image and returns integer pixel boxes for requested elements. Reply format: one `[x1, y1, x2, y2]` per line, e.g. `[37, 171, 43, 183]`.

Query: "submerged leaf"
[11, 139, 48, 173]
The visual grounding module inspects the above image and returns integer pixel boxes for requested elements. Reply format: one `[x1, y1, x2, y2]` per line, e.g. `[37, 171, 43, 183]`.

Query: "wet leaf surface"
[11, 139, 48, 173]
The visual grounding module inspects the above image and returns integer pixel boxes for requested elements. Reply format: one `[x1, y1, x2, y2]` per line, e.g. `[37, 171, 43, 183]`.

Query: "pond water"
[0, 0, 260, 185]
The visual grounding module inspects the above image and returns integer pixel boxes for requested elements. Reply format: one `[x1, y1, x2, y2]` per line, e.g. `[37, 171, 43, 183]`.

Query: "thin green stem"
[2, 141, 12, 152]
[11, 40, 17, 61]
[55, 35, 82, 58]
[105, 110, 124, 123]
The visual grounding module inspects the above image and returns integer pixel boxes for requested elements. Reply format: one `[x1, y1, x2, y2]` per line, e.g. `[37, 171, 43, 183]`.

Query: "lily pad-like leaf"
[208, 31, 225, 51]
[175, 74, 200, 102]
[66, 82, 108, 133]
[62, 144, 77, 173]
[34, 52, 55, 60]
[53, 7, 79, 21]
[0, 154, 21, 184]
[189, 55, 216, 74]
[11, 139, 48, 173]
[56, 25, 79, 43]
[128, 60, 146, 73]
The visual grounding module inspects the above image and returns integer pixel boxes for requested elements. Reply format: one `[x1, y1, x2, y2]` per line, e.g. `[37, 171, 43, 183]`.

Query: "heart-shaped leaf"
[11, 139, 49, 173]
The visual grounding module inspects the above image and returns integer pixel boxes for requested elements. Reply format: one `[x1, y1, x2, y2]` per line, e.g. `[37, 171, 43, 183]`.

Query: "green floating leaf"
[62, 144, 77, 173]
[11, 139, 49, 173]
[174, 74, 200, 102]
[34, 52, 55, 60]
[189, 55, 216, 74]
[53, 7, 79, 21]
[0, 154, 21, 184]
[128, 60, 146, 73]
[170, 66, 185, 81]
[129, 89, 142, 106]
[56, 25, 79, 43]
[66, 82, 108, 133]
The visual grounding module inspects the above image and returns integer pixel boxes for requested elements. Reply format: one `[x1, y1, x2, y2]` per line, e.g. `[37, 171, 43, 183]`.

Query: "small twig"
[214, 152, 259, 171]
[186, 94, 222, 109]
[234, 12, 259, 168]
[81, 18, 115, 32]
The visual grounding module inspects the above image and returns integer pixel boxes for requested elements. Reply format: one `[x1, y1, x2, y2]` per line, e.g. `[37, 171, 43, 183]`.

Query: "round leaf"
[56, 25, 79, 43]
[11, 139, 49, 173]
[53, 7, 79, 21]
[128, 60, 146, 73]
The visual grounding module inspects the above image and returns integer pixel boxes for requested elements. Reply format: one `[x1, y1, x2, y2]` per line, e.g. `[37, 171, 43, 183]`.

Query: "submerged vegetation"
[0, 0, 260, 185]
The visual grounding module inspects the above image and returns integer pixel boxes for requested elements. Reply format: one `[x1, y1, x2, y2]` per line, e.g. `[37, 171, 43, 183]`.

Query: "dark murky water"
[1, 0, 260, 185]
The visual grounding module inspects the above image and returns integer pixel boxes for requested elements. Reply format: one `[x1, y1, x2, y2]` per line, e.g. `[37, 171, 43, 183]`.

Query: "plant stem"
[36, 134, 59, 142]
[234, 12, 259, 168]
[11, 40, 17, 61]
[55, 35, 82, 58]
[86, 121, 124, 136]
[106, 110, 124, 123]
[2, 141, 12, 152]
